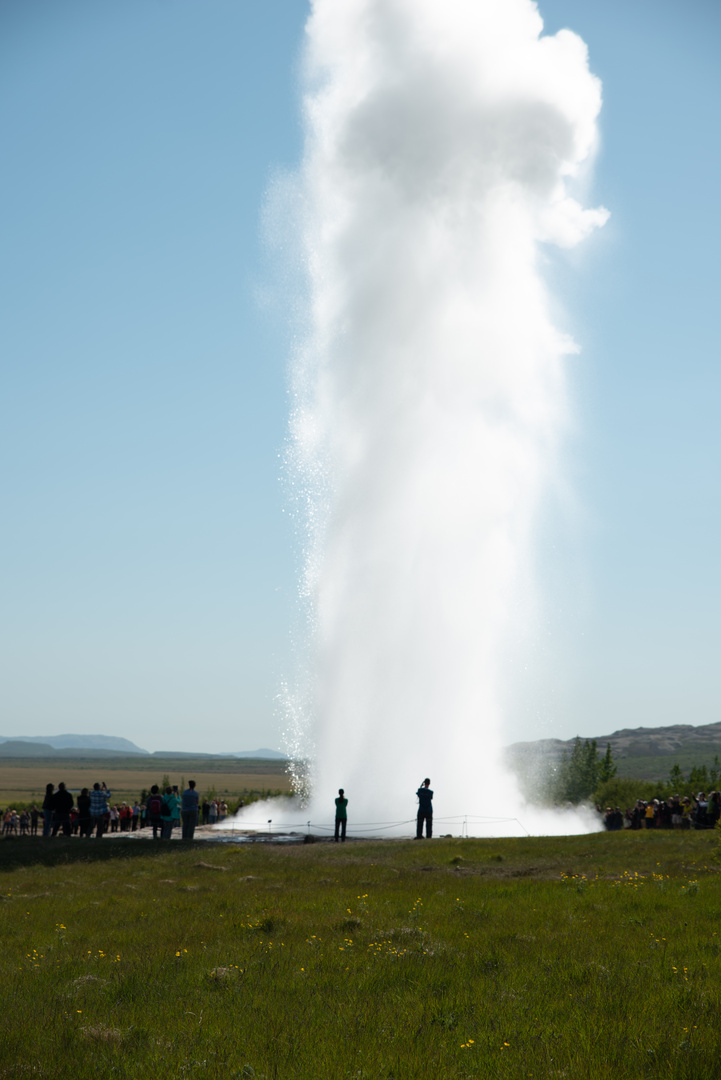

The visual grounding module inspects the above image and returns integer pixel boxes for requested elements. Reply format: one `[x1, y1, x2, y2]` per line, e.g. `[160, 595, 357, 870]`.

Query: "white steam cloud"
[238, 0, 608, 837]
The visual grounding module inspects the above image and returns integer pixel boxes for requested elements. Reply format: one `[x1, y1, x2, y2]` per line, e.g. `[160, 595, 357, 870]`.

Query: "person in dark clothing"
[76, 788, 92, 837]
[181, 780, 200, 840]
[416, 778, 433, 839]
[146, 785, 163, 840]
[51, 783, 74, 837]
[660, 800, 673, 829]
[693, 793, 709, 829]
[334, 788, 348, 842]
[42, 784, 54, 838]
[670, 795, 683, 829]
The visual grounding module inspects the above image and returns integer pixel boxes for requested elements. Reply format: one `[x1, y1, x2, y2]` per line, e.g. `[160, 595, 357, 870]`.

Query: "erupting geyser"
[238, 0, 609, 836]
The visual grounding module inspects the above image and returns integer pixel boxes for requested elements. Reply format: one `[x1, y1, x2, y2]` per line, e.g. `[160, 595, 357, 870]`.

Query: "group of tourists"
[144, 781, 202, 840]
[601, 791, 721, 831]
[2, 807, 38, 835]
[1, 780, 231, 840]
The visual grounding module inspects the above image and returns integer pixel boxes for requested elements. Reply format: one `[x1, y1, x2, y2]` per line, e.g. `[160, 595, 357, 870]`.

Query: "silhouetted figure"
[51, 783, 73, 837]
[147, 785, 163, 839]
[181, 780, 200, 840]
[42, 784, 54, 838]
[416, 778, 433, 839]
[693, 792, 709, 829]
[77, 788, 92, 837]
[334, 788, 348, 842]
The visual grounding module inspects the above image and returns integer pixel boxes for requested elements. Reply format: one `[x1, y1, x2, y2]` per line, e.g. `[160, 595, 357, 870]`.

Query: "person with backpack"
[147, 785, 164, 840]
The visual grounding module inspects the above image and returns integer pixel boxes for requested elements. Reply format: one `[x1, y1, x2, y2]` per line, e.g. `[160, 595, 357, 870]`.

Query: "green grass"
[1, 831, 720, 1079]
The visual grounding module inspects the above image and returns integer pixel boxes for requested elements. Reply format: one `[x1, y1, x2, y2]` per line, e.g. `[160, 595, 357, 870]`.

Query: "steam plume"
[277, 0, 607, 835]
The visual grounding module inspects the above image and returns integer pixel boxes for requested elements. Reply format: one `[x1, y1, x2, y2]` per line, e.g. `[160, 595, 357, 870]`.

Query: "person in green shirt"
[334, 788, 348, 842]
[160, 786, 180, 840]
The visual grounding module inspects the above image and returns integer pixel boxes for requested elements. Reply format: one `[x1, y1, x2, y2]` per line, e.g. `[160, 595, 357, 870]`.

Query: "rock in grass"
[209, 966, 240, 982]
[81, 1025, 124, 1043]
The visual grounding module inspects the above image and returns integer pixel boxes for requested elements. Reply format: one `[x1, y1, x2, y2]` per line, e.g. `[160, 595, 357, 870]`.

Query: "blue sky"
[1, 0, 719, 754]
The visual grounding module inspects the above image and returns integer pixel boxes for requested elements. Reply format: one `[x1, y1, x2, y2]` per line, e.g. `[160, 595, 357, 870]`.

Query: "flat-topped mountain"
[0, 734, 149, 755]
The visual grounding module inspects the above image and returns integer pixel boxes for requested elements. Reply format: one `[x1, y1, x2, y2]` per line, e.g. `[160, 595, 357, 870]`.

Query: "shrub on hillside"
[594, 778, 661, 809]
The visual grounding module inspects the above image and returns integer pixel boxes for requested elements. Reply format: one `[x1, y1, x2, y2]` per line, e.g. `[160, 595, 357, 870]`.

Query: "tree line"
[549, 738, 721, 809]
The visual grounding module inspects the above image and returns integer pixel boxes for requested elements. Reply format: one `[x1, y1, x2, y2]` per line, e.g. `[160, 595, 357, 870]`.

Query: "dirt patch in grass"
[80, 1025, 124, 1044]
[72, 975, 107, 988]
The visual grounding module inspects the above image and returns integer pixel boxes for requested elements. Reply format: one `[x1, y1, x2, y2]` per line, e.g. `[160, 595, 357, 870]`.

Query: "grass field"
[0, 757, 291, 808]
[1, 829, 719, 1079]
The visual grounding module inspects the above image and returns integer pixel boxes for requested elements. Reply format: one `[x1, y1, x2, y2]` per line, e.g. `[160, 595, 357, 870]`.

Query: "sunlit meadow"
[1, 831, 720, 1079]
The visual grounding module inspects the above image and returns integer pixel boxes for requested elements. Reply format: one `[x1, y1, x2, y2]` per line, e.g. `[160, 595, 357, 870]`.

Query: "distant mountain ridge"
[144, 748, 286, 760]
[507, 722, 721, 781]
[232, 748, 285, 759]
[0, 735, 285, 760]
[0, 734, 149, 754]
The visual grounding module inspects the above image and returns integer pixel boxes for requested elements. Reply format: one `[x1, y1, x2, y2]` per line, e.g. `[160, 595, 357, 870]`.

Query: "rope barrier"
[216, 813, 529, 836]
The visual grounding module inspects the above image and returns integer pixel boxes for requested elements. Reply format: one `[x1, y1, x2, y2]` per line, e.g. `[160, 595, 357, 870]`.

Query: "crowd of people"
[5, 778, 718, 841]
[1, 780, 231, 840]
[600, 791, 721, 831]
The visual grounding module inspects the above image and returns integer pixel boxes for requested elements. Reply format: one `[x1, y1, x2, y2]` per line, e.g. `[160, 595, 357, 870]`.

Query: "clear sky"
[1, 0, 719, 754]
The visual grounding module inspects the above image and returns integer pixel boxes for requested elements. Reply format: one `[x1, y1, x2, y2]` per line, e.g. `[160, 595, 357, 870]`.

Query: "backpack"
[148, 794, 163, 817]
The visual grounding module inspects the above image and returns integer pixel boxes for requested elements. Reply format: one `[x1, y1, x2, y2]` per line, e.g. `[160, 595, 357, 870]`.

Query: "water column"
[280, 0, 608, 834]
